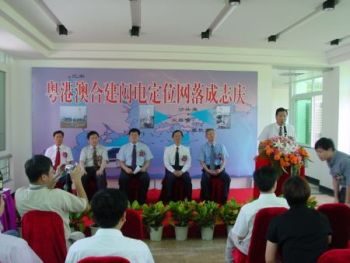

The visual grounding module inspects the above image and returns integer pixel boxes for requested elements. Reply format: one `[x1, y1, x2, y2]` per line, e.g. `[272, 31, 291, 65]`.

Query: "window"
[291, 76, 322, 146]
[0, 70, 5, 151]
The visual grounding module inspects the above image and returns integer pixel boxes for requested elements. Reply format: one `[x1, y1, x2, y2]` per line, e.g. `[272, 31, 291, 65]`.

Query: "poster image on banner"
[32, 68, 258, 178]
[216, 105, 231, 129]
[139, 105, 154, 129]
[60, 106, 87, 128]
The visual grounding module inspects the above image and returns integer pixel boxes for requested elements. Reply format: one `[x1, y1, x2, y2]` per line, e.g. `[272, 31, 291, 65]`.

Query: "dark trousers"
[81, 167, 107, 201]
[56, 173, 72, 192]
[119, 168, 150, 204]
[200, 167, 231, 203]
[164, 169, 192, 202]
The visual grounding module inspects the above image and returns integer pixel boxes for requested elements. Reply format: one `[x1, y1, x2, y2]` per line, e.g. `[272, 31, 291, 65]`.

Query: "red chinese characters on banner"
[46, 81, 247, 105]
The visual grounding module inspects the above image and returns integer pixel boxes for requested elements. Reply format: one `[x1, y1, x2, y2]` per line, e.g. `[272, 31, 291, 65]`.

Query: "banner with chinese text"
[32, 68, 257, 178]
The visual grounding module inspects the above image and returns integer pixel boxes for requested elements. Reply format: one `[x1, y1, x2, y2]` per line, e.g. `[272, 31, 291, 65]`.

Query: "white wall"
[9, 59, 274, 189]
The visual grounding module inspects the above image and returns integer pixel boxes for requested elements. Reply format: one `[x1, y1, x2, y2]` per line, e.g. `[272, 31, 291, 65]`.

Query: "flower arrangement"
[69, 210, 94, 234]
[258, 136, 309, 176]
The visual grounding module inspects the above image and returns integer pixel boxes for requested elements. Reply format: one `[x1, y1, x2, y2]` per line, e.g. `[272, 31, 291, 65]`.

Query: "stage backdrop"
[32, 68, 257, 178]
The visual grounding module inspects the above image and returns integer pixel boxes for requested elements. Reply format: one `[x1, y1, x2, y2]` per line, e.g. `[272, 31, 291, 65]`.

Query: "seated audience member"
[266, 176, 332, 263]
[65, 189, 154, 263]
[117, 128, 153, 204]
[15, 155, 89, 245]
[0, 195, 42, 263]
[199, 128, 231, 203]
[44, 130, 74, 191]
[80, 131, 108, 200]
[163, 130, 192, 201]
[225, 166, 288, 263]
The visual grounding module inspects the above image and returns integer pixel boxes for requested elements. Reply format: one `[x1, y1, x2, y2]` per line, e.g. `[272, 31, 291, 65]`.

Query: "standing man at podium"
[258, 107, 295, 141]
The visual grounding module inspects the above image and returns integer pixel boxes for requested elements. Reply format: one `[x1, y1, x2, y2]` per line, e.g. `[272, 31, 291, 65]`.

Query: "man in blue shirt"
[117, 128, 153, 204]
[199, 128, 231, 204]
[315, 137, 350, 204]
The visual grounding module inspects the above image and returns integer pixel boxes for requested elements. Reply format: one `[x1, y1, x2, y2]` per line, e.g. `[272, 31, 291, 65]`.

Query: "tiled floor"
[145, 183, 334, 263]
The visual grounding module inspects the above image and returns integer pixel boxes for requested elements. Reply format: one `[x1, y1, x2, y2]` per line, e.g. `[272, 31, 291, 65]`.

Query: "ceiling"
[0, 0, 349, 60]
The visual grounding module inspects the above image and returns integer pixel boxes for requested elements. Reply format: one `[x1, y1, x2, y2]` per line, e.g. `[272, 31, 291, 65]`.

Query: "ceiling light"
[201, 0, 240, 39]
[267, 0, 336, 42]
[330, 39, 340, 45]
[129, 0, 141, 37]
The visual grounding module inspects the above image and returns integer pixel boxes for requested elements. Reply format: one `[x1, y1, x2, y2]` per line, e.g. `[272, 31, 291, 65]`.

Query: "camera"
[64, 164, 76, 173]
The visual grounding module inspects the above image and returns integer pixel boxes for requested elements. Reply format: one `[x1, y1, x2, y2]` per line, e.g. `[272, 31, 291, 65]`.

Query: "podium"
[253, 156, 305, 198]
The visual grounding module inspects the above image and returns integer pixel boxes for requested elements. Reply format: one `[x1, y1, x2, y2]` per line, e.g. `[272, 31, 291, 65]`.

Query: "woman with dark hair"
[265, 176, 332, 263]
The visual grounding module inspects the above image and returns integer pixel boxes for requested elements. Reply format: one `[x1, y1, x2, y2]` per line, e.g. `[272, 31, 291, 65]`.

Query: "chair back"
[317, 249, 350, 263]
[317, 203, 350, 249]
[78, 256, 130, 263]
[22, 210, 67, 263]
[121, 208, 144, 240]
[247, 207, 288, 263]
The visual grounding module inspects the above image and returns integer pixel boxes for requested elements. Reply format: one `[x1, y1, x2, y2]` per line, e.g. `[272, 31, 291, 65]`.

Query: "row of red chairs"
[232, 203, 350, 263]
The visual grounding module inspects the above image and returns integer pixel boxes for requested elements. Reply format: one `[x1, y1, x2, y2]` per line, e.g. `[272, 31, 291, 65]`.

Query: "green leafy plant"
[193, 201, 220, 228]
[307, 196, 317, 209]
[129, 200, 143, 210]
[142, 201, 169, 230]
[220, 199, 241, 226]
[168, 200, 196, 227]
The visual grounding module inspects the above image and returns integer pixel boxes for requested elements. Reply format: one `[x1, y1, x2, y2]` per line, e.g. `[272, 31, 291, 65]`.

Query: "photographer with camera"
[15, 155, 89, 246]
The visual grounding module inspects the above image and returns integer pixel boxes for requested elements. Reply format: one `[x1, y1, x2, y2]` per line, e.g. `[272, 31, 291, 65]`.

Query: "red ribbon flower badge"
[62, 152, 68, 158]
[139, 150, 145, 157]
[181, 155, 188, 162]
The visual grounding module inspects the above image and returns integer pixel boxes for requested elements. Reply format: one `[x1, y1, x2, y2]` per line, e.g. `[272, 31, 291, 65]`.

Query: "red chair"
[22, 210, 67, 263]
[121, 209, 144, 240]
[159, 176, 186, 202]
[233, 207, 288, 263]
[78, 256, 130, 263]
[127, 176, 140, 202]
[210, 177, 225, 204]
[317, 249, 350, 263]
[317, 203, 350, 249]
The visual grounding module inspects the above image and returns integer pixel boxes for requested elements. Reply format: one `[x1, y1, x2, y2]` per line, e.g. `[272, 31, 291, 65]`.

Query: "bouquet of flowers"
[258, 136, 309, 176]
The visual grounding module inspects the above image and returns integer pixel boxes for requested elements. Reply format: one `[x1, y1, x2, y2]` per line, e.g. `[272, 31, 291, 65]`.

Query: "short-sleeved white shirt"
[65, 228, 154, 263]
[45, 144, 74, 166]
[0, 233, 43, 263]
[15, 185, 88, 241]
[79, 144, 108, 167]
[225, 193, 288, 262]
[258, 123, 295, 141]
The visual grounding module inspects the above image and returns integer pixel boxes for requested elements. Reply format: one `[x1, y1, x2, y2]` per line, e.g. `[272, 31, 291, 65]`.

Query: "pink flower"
[181, 155, 188, 162]
[139, 150, 145, 157]
[62, 152, 68, 158]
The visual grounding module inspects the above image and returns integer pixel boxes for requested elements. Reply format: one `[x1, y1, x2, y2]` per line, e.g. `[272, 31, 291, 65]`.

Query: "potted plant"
[193, 201, 220, 240]
[219, 199, 241, 234]
[168, 200, 196, 241]
[142, 201, 168, 241]
[69, 210, 95, 236]
[307, 196, 317, 209]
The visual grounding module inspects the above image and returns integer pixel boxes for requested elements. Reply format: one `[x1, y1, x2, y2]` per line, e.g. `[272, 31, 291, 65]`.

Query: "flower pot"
[90, 224, 99, 236]
[201, 225, 214, 240]
[150, 226, 163, 241]
[226, 224, 234, 235]
[175, 225, 189, 241]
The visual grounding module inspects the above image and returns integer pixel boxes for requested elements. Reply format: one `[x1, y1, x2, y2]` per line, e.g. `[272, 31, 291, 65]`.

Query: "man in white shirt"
[0, 195, 42, 263]
[225, 166, 289, 263]
[15, 155, 89, 245]
[66, 189, 154, 263]
[117, 128, 153, 204]
[79, 130, 108, 200]
[44, 130, 74, 191]
[163, 130, 192, 202]
[258, 107, 295, 141]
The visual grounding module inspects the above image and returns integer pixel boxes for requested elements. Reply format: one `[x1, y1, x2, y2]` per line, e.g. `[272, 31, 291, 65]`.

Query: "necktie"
[283, 126, 287, 137]
[93, 146, 99, 168]
[210, 145, 215, 170]
[279, 126, 283, 136]
[131, 144, 137, 170]
[175, 146, 180, 170]
[54, 147, 60, 170]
